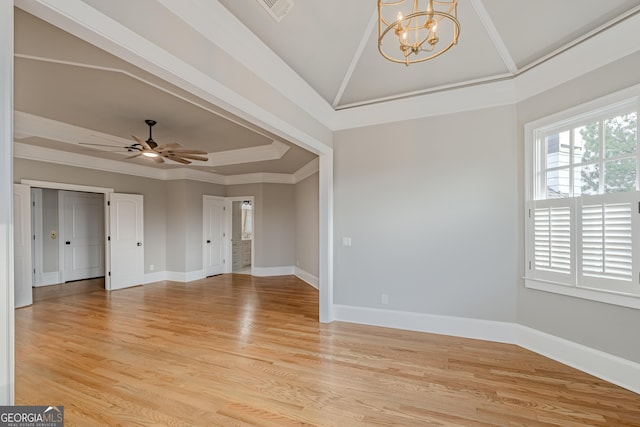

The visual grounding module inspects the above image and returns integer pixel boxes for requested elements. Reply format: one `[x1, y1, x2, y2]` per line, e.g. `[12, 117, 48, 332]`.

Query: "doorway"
[16, 179, 146, 299]
[31, 188, 105, 291]
[231, 200, 252, 274]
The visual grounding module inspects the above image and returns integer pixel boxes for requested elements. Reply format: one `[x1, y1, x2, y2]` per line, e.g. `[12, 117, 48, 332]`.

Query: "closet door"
[107, 193, 144, 290]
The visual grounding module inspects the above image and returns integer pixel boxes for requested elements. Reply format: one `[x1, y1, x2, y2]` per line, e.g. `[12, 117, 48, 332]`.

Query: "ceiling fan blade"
[173, 154, 208, 161]
[152, 156, 165, 164]
[165, 155, 191, 165]
[132, 135, 152, 150]
[124, 153, 142, 159]
[165, 149, 208, 155]
[156, 142, 182, 150]
[79, 142, 124, 148]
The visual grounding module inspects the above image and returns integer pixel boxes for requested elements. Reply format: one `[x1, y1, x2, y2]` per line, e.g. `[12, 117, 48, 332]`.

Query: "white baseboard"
[295, 267, 318, 289]
[333, 304, 640, 395]
[165, 270, 205, 283]
[251, 266, 295, 277]
[144, 271, 168, 284]
[34, 271, 60, 287]
[517, 326, 640, 395]
[334, 305, 517, 344]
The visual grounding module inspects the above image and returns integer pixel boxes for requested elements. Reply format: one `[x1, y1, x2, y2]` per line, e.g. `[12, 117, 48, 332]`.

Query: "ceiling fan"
[80, 119, 209, 165]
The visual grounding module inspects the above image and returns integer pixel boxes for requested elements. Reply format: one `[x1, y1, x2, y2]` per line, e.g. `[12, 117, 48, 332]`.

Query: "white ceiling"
[13, 0, 640, 178]
[217, 0, 640, 108]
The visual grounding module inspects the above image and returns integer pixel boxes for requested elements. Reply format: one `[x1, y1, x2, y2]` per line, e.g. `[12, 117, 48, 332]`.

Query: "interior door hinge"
[107, 236, 111, 241]
[108, 271, 111, 277]
[528, 209, 532, 218]
[107, 201, 111, 206]
[32, 201, 35, 207]
[529, 260, 532, 270]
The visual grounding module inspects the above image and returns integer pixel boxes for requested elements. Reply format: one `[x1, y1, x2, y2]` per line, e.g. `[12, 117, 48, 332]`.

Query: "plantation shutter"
[528, 199, 574, 283]
[581, 202, 632, 279]
[579, 193, 640, 295]
[534, 207, 571, 273]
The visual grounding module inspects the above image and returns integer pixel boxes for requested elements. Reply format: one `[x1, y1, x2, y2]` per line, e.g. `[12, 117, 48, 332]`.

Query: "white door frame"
[225, 196, 255, 275]
[1, 0, 14, 405]
[13, 184, 32, 309]
[31, 188, 43, 286]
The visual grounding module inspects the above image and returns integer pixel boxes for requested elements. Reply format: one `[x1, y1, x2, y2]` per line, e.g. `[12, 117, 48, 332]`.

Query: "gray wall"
[165, 180, 188, 273]
[165, 180, 226, 273]
[14, 158, 168, 274]
[334, 106, 519, 321]
[295, 173, 319, 277]
[516, 51, 640, 363]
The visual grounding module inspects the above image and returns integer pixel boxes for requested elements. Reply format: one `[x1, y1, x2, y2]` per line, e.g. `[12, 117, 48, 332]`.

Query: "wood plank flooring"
[15, 274, 640, 426]
[32, 277, 105, 302]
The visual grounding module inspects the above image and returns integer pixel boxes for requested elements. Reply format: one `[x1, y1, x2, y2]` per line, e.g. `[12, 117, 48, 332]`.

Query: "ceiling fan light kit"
[378, 0, 460, 66]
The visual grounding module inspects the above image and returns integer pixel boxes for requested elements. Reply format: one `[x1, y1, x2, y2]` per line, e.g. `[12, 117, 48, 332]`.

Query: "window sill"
[524, 277, 640, 310]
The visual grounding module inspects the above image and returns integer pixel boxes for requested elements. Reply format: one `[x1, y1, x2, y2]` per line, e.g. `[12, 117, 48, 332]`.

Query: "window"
[525, 89, 640, 309]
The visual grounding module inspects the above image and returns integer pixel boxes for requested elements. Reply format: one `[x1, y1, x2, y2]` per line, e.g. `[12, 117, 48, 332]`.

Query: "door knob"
[206, 240, 211, 244]
[65, 241, 71, 245]
[137, 242, 142, 247]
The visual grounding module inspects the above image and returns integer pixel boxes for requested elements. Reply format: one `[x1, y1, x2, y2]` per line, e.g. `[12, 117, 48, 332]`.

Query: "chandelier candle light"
[378, 0, 460, 66]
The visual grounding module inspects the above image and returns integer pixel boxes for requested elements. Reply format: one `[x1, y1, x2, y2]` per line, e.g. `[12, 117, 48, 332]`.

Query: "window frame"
[524, 85, 640, 310]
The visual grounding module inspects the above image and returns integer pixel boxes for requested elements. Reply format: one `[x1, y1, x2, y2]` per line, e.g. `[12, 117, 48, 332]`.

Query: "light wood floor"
[15, 275, 640, 426]
[32, 277, 105, 302]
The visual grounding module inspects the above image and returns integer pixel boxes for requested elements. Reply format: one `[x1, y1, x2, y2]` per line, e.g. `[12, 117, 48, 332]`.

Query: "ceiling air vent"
[258, 0, 294, 22]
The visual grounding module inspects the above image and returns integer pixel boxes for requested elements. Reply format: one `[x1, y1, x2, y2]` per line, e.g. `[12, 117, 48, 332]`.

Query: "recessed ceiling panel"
[482, 0, 640, 68]
[14, 59, 272, 153]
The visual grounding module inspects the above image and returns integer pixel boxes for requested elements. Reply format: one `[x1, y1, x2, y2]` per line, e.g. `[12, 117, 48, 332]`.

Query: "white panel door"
[108, 193, 144, 290]
[61, 191, 104, 282]
[13, 184, 32, 308]
[203, 196, 225, 276]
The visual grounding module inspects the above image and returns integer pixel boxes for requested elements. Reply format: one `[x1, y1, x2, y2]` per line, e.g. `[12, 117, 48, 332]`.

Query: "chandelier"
[378, 0, 460, 66]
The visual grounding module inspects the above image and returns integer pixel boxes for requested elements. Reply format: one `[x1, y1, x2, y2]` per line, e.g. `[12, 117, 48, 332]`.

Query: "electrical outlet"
[381, 294, 389, 305]
[342, 237, 352, 247]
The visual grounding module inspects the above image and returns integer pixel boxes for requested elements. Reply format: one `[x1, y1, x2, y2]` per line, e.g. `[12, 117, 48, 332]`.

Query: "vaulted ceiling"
[13, 0, 640, 179]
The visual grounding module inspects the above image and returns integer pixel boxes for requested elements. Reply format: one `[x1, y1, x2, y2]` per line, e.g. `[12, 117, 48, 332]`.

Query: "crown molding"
[15, 111, 134, 150]
[225, 173, 295, 185]
[293, 157, 319, 183]
[193, 140, 290, 168]
[14, 141, 317, 185]
[14, 141, 165, 180]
